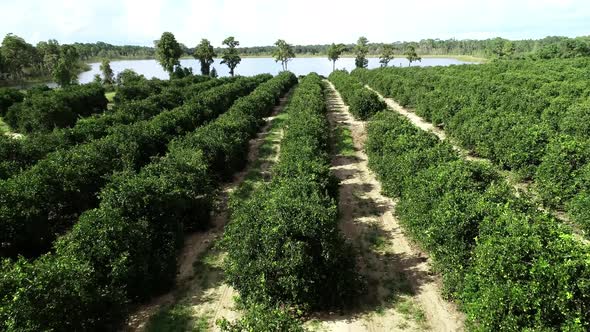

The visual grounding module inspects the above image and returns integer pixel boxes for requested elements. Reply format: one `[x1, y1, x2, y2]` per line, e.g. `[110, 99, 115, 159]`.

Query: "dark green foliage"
[535, 135, 590, 207]
[352, 58, 590, 228]
[5, 83, 107, 133]
[0, 72, 297, 331]
[155, 32, 183, 76]
[0, 75, 272, 257]
[222, 73, 360, 312]
[0, 88, 24, 117]
[0, 77, 231, 180]
[217, 302, 305, 332]
[366, 111, 457, 197]
[463, 208, 590, 331]
[0, 255, 127, 332]
[361, 107, 590, 329]
[329, 70, 386, 120]
[569, 190, 590, 233]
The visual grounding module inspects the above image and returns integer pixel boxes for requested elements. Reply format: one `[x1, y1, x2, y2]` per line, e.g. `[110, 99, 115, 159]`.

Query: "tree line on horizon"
[153, 32, 423, 79]
[2, 32, 590, 85]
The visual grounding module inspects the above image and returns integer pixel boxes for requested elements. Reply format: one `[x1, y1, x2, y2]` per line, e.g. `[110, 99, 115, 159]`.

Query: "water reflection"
[77, 57, 474, 83]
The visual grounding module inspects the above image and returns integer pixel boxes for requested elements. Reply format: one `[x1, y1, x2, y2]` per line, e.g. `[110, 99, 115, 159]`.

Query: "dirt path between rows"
[364, 86, 485, 164]
[124, 89, 293, 331]
[365, 85, 589, 244]
[312, 81, 464, 332]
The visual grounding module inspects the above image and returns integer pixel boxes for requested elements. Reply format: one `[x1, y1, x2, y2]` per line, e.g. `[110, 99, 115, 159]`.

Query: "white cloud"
[0, 0, 588, 46]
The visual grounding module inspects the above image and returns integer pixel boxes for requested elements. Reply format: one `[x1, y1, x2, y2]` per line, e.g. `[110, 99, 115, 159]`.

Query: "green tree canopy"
[100, 59, 114, 85]
[379, 44, 395, 67]
[404, 45, 421, 66]
[155, 32, 183, 77]
[1, 33, 35, 79]
[193, 39, 216, 76]
[327, 43, 346, 72]
[354, 36, 369, 69]
[53, 45, 79, 86]
[272, 39, 295, 71]
[220, 36, 241, 76]
[210, 66, 218, 78]
[36, 39, 60, 74]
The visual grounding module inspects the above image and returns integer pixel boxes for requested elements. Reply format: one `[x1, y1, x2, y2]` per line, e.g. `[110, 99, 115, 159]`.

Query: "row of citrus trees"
[0, 75, 227, 179]
[351, 58, 590, 234]
[0, 72, 297, 331]
[0, 84, 108, 134]
[221, 73, 361, 327]
[330, 71, 590, 331]
[0, 75, 271, 258]
[328, 70, 385, 120]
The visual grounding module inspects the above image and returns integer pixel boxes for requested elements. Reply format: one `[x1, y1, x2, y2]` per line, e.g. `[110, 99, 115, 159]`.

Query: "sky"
[0, 0, 588, 47]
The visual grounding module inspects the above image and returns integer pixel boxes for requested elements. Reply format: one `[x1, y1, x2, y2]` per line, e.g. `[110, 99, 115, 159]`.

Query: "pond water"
[77, 57, 474, 83]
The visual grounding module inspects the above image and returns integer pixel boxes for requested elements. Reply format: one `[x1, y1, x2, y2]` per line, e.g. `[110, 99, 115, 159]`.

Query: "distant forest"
[220, 36, 590, 59]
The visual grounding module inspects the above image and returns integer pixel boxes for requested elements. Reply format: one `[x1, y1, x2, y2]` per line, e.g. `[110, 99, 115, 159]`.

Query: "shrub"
[0, 87, 24, 117]
[5, 84, 108, 133]
[0, 75, 272, 257]
[222, 73, 360, 312]
[535, 135, 590, 207]
[329, 70, 386, 120]
[217, 302, 305, 332]
[0, 72, 297, 331]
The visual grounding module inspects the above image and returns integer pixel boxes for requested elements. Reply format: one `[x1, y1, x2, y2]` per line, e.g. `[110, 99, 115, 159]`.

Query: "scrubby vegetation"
[329, 70, 386, 120]
[0, 71, 296, 331]
[353, 58, 590, 234]
[0, 74, 273, 257]
[328, 70, 590, 330]
[222, 73, 360, 313]
[5, 83, 107, 133]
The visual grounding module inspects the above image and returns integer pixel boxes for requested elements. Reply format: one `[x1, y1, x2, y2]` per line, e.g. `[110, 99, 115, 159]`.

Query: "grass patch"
[230, 111, 288, 203]
[333, 125, 355, 157]
[0, 117, 11, 134]
[105, 91, 116, 103]
[383, 274, 413, 303]
[396, 298, 428, 329]
[420, 54, 487, 63]
[146, 304, 209, 332]
[306, 319, 326, 332]
[365, 222, 387, 252]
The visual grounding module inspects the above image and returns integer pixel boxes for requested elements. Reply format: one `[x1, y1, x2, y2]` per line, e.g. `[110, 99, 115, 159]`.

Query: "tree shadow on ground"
[318, 86, 436, 323]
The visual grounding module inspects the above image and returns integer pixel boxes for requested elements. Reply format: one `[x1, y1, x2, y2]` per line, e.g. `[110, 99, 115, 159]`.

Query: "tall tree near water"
[221, 36, 241, 76]
[379, 44, 395, 67]
[53, 45, 79, 86]
[36, 39, 60, 75]
[155, 32, 183, 78]
[193, 39, 216, 76]
[272, 39, 295, 71]
[100, 59, 114, 85]
[354, 36, 369, 69]
[404, 45, 421, 66]
[327, 43, 346, 72]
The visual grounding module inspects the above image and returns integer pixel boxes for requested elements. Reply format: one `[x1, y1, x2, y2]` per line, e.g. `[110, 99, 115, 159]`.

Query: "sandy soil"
[310, 81, 464, 332]
[364, 85, 486, 164]
[124, 90, 294, 331]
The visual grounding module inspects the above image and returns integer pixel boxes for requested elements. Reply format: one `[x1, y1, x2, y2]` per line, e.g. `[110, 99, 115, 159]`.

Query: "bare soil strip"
[364, 86, 485, 164]
[124, 89, 293, 331]
[366, 85, 589, 243]
[311, 81, 464, 332]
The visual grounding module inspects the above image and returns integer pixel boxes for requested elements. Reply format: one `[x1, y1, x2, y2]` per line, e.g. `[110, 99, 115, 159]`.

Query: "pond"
[77, 57, 475, 83]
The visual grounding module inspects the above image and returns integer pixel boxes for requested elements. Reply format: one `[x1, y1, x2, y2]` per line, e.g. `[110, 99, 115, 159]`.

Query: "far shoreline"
[2, 55, 481, 88]
[83, 54, 485, 63]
